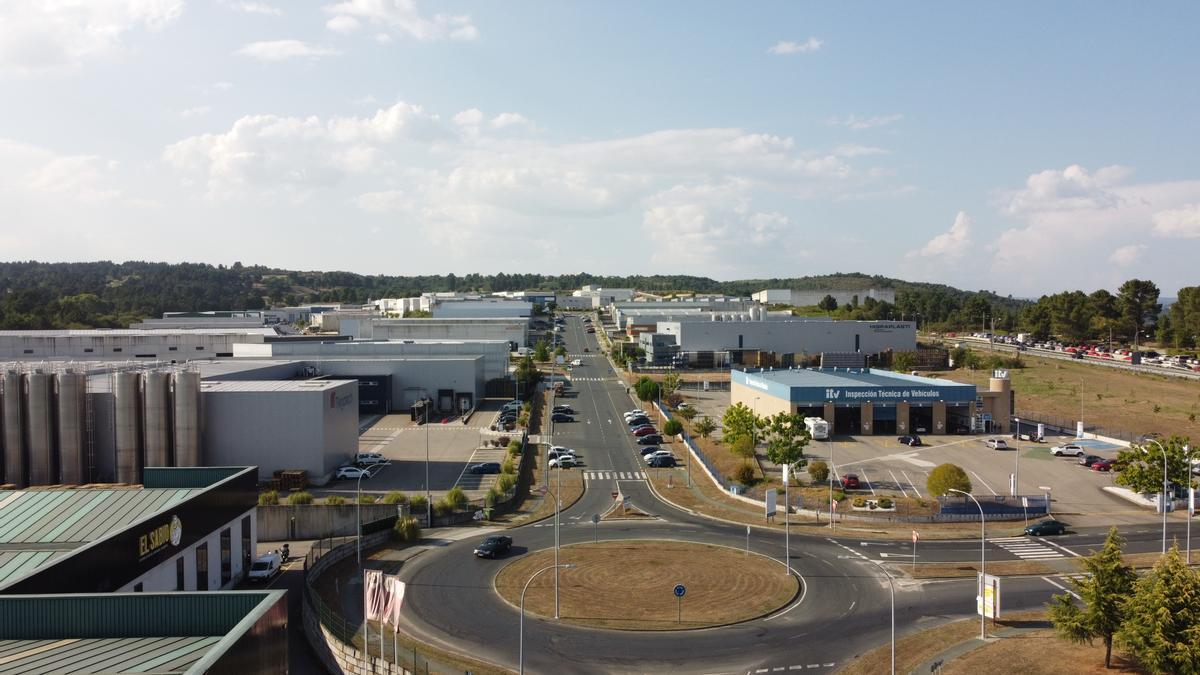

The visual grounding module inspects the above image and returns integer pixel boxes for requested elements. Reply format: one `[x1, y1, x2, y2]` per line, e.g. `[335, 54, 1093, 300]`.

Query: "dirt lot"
[494, 540, 798, 630]
[932, 355, 1200, 440]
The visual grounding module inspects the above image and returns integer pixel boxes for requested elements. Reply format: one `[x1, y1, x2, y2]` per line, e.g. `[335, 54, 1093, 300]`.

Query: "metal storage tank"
[143, 370, 171, 468]
[1, 370, 23, 486]
[172, 370, 201, 467]
[56, 370, 87, 485]
[113, 371, 143, 484]
[24, 371, 54, 486]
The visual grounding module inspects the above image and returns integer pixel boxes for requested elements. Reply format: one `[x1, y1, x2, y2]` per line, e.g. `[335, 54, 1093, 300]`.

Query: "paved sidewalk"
[914, 624, 1047, 674]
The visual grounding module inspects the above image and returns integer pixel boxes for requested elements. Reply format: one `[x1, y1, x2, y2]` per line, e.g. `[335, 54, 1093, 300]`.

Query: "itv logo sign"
[825, 389, 841, 399]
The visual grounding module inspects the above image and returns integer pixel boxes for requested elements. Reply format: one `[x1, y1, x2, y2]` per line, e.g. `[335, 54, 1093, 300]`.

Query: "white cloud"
[452, 108, 484, 126]
[324, 0, 479, 41]
[769, 37, 823, 55]
[326, 15, 360, 34]
[908, 211, 972, 261]
[355, 189, 410, 214]
[0, 0, 184, 72]
[827, 114, 903, 131]
[222, 1, 282, 15]
[1002, 164, 1131, 214]
[1152, 203, 1200, 238]
[490, 112, 533, 130]
[179, 105, 211, 119]
[834, 144, 888, 158]
[1108, 244, 1146, 267]
[235, 40, 341, 61]
[0, 138, 134, 204]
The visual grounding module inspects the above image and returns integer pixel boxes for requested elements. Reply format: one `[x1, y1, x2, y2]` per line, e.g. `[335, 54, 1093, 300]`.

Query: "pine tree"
[1116, 543, 1200, 674]
[1047, 527, 1136, 668]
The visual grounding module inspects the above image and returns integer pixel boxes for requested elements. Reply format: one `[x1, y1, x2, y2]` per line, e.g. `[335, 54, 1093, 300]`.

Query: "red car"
[841, 473, 860, 489]
[633, 426, 659, 437]
[1091, 459, 1114, 472]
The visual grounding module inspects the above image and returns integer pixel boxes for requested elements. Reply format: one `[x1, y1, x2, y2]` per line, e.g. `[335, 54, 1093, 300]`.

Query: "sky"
[1, 1, 1198, 298]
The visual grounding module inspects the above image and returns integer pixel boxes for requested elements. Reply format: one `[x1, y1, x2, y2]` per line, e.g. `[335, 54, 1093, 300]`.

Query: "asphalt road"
[390, 315, 1194, 674]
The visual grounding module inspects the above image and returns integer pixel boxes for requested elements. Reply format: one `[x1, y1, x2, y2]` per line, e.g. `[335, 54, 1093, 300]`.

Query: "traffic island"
[494, 540, 799, 630]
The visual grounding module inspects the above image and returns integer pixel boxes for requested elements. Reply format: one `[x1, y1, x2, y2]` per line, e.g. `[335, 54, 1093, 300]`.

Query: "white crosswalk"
[571, 377, 614, 382]
[584, 470, 648, 481]
[991, 536, 1065, 560]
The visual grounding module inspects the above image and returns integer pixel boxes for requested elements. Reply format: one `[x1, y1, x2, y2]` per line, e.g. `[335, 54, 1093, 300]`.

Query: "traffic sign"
[673, 584, 686, 598]
[912, 530, 919, 543]
[591, 513, 600, 524]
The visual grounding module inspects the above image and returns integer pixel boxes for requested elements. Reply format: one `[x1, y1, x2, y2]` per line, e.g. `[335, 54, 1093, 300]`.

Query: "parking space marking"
[856, 467, 877, 496]
[888, 469, 908, 497]
[970, 470, 998, 495]
[1042, 575, 1081, 600]
[902, 470, 923, 498]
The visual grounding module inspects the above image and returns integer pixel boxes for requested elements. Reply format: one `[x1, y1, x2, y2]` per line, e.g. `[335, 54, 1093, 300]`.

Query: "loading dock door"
[833, 406, 861, 435]
[873, 405, 897, 435]
[909, 406, 933, 435]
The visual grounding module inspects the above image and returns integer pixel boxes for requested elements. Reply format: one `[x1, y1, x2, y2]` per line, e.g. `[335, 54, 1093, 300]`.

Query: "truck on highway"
[805, 417, 829, 440]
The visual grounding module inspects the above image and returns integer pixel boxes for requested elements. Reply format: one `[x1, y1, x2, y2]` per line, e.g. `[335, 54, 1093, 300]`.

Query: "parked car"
[985, 438, 1009, 449]
[644, 450, 674, 463]
[637, 434, 664, 445]
[548, 455, 578, 469]
[633, 426, 659, 437]
[248, 552, 283, 581]
[648, 456, 677, 468]
[335, 466, 372, 480]
[1024, 520, 1067, 536]
[570, 359, 582, 367]
[354, 452, 387, 466]
[1091, 459, 1115, 472]
[841, 473, 860, 489]
[624, 410, 649, 419]
[467, 462, 501, 474]
[553, 404, 574, 413]
[626, 416, 651, 426]
[897, 435, 921, 447]
[1078, 454, 1104, 467]
[551, 413, 574, 423]
[638, 446, 661, 456]
[549, 445, 576, 456]
[1051, 444, 1086, 457]
[473, 535, 513, 558]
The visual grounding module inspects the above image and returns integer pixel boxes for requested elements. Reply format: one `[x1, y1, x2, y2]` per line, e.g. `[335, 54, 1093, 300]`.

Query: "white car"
[985, 438, 1009, 449]
[354, 453, 387, 466]
[549, 445, 577, 456]
[644, 450, 674, 463]
[548, 456, 577, 469]
[1051, 444, 1086, 457]
[571, 358, 582, 367]
[624, 410, 649, 420]
[335, 466, 372, 480]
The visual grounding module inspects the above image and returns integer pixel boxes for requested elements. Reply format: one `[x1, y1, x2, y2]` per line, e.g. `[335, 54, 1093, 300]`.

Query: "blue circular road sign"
[673, 584, 686, 598]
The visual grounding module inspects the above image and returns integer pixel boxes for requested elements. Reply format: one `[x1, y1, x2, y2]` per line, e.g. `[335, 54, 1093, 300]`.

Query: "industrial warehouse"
[731, 367, 1014, 435]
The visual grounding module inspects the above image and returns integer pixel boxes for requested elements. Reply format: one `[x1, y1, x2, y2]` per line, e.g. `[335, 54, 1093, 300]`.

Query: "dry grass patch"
[494, 540, 798, 630]
[912, 559, 1059, 578]
[941, 625, 1144, 674]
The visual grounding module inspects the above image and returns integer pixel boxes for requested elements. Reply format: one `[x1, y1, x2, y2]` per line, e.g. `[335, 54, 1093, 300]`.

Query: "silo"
[143, 370, 171, 468]
[113, 371, 143, 484]
[56, 370, 87, 485]
[1, 370, 23, 486]
[24, 370, 54, 486]
[172, 370, 201, 467]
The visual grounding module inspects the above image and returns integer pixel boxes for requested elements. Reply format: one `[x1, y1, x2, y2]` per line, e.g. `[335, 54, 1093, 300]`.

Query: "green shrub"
[409, 494, 428, 511]
[287, 491, 314, 505]
[501, 458, 516, 474]
[393, 516, 420, 542]
[496, 473, 517, 493]
[357, 494, 377, 505]
[381, 491, 408, 505]
[852, 497, 867, 508]
[734, 463, 755, 485]
[663, 419, 683, 436]
[677, 406, 698, 421]
[257, 490, 279, 506]
[486, 486, 504, 505]
[878, 497, 894, 509]
[445, 486, 470, 510]
[926, 463, 972, 497]
[832, 489, 845, 502]
[507, 440, 522, 457]
[324, 495, 347, 505]
[807, 460, 829, 484]
[434, 499, 454, 516]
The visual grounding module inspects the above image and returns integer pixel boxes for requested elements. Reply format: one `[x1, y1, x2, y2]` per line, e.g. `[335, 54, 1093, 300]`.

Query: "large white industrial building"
[751, 288, 896, 306]
[340, 317, 529, 347]
[430, 299, 532, 319]
[0, 328, 276, 360]
[644, 318, 916, 366]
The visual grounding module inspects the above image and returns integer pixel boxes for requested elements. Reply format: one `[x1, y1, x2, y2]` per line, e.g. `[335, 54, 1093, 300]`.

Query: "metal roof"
[741, 367, 973, 390]
[0, 328, 278, 337]
[0, 636, 221, 674]
[198, 379, 354, 392]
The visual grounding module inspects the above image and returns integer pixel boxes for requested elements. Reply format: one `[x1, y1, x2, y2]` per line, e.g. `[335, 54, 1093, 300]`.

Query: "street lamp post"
[840, 555, 895, 675]
[949, 488, 986, 640]
[1145, 439, 1169, 554]
[520, 563, 575, 675]
[828, 437, 835, 529]
[1185, 445, 1194, 565]
[1013, 417, 1020, 497]
[356, 468, 367, 651]
[424, 403, 431, 527]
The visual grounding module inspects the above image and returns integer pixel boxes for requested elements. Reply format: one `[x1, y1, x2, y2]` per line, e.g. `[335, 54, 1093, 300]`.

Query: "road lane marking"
[857, 467, 877, 496]
[888, 469, 908, 497]
[1039, 537, 1083, 558]
[970, 471, 998, 495]
[1042, 575, 1081, 600]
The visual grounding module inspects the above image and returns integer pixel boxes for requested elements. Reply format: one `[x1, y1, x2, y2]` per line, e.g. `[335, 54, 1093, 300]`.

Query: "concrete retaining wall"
[259, 504, 406, 541]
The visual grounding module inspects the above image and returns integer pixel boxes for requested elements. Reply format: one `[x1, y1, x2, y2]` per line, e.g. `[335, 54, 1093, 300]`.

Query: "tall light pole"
[520, 563, 575, 675]
[356, 469, 367, 567]
[1145, 438, 1169, 554]
[1012, 417, 1020, 497]
[949, 488, 986, 640]
[1185, 445, 1194, 565]
[424, 402, 431, 526]
[840, 555, 894, 675]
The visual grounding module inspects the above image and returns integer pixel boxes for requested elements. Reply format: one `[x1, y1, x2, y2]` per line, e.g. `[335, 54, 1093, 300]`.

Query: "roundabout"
[494, 540, 800, 630]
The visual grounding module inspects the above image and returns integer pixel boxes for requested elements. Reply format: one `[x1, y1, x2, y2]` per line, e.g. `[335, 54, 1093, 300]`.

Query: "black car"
[1024, 519, 1067, 536]
[1079, 454, 1104, 467]
[467, 462, 501, 474]
[638, 445, 661, 456]
[551, 413, 574, 423]
[553, 405, 575, 414]
[637, 434, 664, 445]
[626, 416, 650, 427]
[648, 456, 677, 468]
[473, 535, 513, 558]
[897, 435, 922, 447]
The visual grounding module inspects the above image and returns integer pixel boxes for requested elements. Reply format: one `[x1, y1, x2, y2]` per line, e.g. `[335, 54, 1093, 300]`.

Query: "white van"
[248, 552, 282, 581]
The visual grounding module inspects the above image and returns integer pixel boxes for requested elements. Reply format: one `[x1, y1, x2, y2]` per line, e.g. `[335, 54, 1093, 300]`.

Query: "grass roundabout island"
[494, 540, 800, 630]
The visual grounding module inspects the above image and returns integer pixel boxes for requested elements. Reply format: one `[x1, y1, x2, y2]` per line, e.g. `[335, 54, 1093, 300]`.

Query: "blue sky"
[1, 1, 1198, 297]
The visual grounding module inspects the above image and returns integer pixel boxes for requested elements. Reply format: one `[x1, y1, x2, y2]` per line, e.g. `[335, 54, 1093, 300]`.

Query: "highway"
[392, 315, 1193, 674]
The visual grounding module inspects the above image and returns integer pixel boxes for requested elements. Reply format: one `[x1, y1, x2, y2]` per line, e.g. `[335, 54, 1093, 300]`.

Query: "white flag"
[383, 575, 406, 628]
[364, 569, 386, 622]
